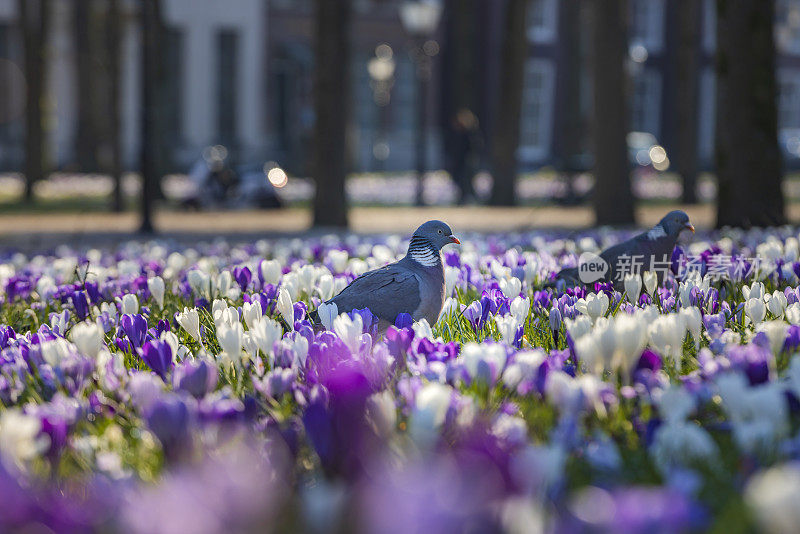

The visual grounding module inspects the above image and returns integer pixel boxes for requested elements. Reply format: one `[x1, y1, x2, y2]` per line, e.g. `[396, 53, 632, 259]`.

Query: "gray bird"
[310, 220, 460, 331]
[552, 210, 695, 289]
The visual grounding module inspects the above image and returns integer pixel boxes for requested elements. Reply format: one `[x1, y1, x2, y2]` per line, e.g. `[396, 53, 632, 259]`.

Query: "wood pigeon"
[552, 210, 695, 289]
[310, 220, 460, 331]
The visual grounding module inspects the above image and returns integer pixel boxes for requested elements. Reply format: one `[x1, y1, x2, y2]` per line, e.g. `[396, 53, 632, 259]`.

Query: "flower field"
[2, 227, 800, 532]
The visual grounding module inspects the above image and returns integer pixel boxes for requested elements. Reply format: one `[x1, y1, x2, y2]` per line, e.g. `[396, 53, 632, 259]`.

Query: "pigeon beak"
[449, 236, 461, 245]
[685, 223, 695, 234]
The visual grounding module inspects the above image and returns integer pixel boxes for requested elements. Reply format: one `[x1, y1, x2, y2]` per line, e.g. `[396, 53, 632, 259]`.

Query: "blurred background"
[0, 0, 796, 234]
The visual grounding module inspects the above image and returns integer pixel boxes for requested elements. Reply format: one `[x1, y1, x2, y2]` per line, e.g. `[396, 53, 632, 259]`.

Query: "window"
[702, 0, 715, 52]
[216, 29, 239, 144]
[776, 0, 800, 55]
[779, 70, 800, 129]
[518, 59, 555, 160]
[163, 27, 184, 146]
[630, 68, 662, 135]
[629, 0, 665, 53]
[527, 0, 557, 43]
[698, 69, 715, 162]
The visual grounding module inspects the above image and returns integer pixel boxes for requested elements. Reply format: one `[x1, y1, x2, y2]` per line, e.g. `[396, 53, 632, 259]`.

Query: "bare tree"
[715, 0, 784, 227]
[18, 0, 50, 202]
[139, 0, 163, 233]
[107, 0, 123, 212]
[73, 0, 96, 171]
[554, 0, 586, 203]
[311, 0, 351, 227]
[674, 0, 700, 204]
[588, 0, 634, 225]
[489, 0, 528, 206]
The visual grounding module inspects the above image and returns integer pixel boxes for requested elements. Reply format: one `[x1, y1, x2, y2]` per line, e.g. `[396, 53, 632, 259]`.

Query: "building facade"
[1, 0, 800, 175]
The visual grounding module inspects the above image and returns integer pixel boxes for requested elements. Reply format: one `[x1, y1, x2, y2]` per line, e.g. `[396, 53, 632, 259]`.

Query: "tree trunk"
[715, 0, 784, 227]
[589, 0, 634, 225]
[140, 0, 162, 233]
[107, 0, 123, 212]
[555, 0, 585, 172]
[674, 0, 700, 204]
[73, 0, 96, 171]
[489, 0, 528, 206]
[18, 0, 50, 202]
[311, 0, 350, 227]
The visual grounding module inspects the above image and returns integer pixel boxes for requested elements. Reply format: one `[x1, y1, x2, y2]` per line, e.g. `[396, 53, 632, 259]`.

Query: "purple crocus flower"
[120, 314, 148, 349]
[394, 313, 413, 330]
[233, 266, 252, 291]
[463, 301, 483, 331]
[70, 291, 90, 320]
[173, 359, 218, 398]
[145, 394, 191, 460]
[141, 339, 173, 380]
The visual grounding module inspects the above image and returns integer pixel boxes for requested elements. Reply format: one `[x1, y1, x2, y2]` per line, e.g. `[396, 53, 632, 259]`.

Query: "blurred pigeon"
[552, 210, 694, 289]
[310, 220, 460, 331]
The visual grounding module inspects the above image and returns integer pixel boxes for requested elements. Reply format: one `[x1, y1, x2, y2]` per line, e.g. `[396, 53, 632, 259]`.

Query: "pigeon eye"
[438, 230, 443, 234]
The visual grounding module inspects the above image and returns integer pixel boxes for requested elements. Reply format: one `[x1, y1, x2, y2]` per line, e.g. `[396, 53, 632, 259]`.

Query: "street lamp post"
[367, 44, 396, 172]
[400, 0, 442, 206]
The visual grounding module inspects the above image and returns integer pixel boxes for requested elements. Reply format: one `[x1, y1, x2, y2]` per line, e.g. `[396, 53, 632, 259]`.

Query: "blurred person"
[450, 108, 482, 205]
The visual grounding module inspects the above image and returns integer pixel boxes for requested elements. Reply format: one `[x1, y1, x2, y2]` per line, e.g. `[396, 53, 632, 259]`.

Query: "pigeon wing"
[328, 264, 421, 323]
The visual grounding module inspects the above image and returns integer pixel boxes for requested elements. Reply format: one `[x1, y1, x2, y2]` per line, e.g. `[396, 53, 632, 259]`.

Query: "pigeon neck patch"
[409, 237, 440, 267]
[646, 225, 667, 240]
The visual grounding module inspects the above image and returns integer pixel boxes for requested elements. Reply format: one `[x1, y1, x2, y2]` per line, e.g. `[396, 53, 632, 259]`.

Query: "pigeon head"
[407, 221, 460, 266]
[412, 220, 460, 251]
[658, 210, 695, 238]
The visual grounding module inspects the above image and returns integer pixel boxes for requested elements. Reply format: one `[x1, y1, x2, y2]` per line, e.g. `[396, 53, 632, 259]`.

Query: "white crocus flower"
[187, 269, 211, 297]
[765, 290, 788, 319]
[316, 302, 338, 331]
[412, 318, 435, 340]
[242, 301, 263, 331]
[70, 321, 104, 360]
[642, 271, 658, 295]
[159, 331, 181, 362]
[40, 338, 76, 368]
[366, 391, 397, 437]
[745, 463, 800, 534]
[409, 382, 453, 446]
[510, 295, 530, 323]
[461, 342, 507, 382]
[495, 315, 520, 346]
[650, 420, 718, 474]
[623, 273, 642, 303]
[611, 314, 648, 377]
[216, 323, 244, 363]
[176, 307, 202, 343]
[565, 315, 593, 341]
[679, 307, 702, 348]
[119, 293, 139, 315]
[757, 320, 789, 357]
[649, 313, 687, 362]
[147, 276, 165, 309]
[277, 287, 294, 330]
[444, 266, 460, 297]
[787, 302, 800, 325]
[0, 409, 49, 471]
[499, 277, 522, 299]
[316, 273, 334, 301]
[745, 298, 767, 325]
[334, 313, 363, 354]
[716, 372, 788, 455]
[438, 297, 459, 321]
[327, 250, 349, 273]
[743, 281, 765, 301]
[251, 316, 283, 359]
[574, 292, 609, 323]
[260, 260, 282, 286]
